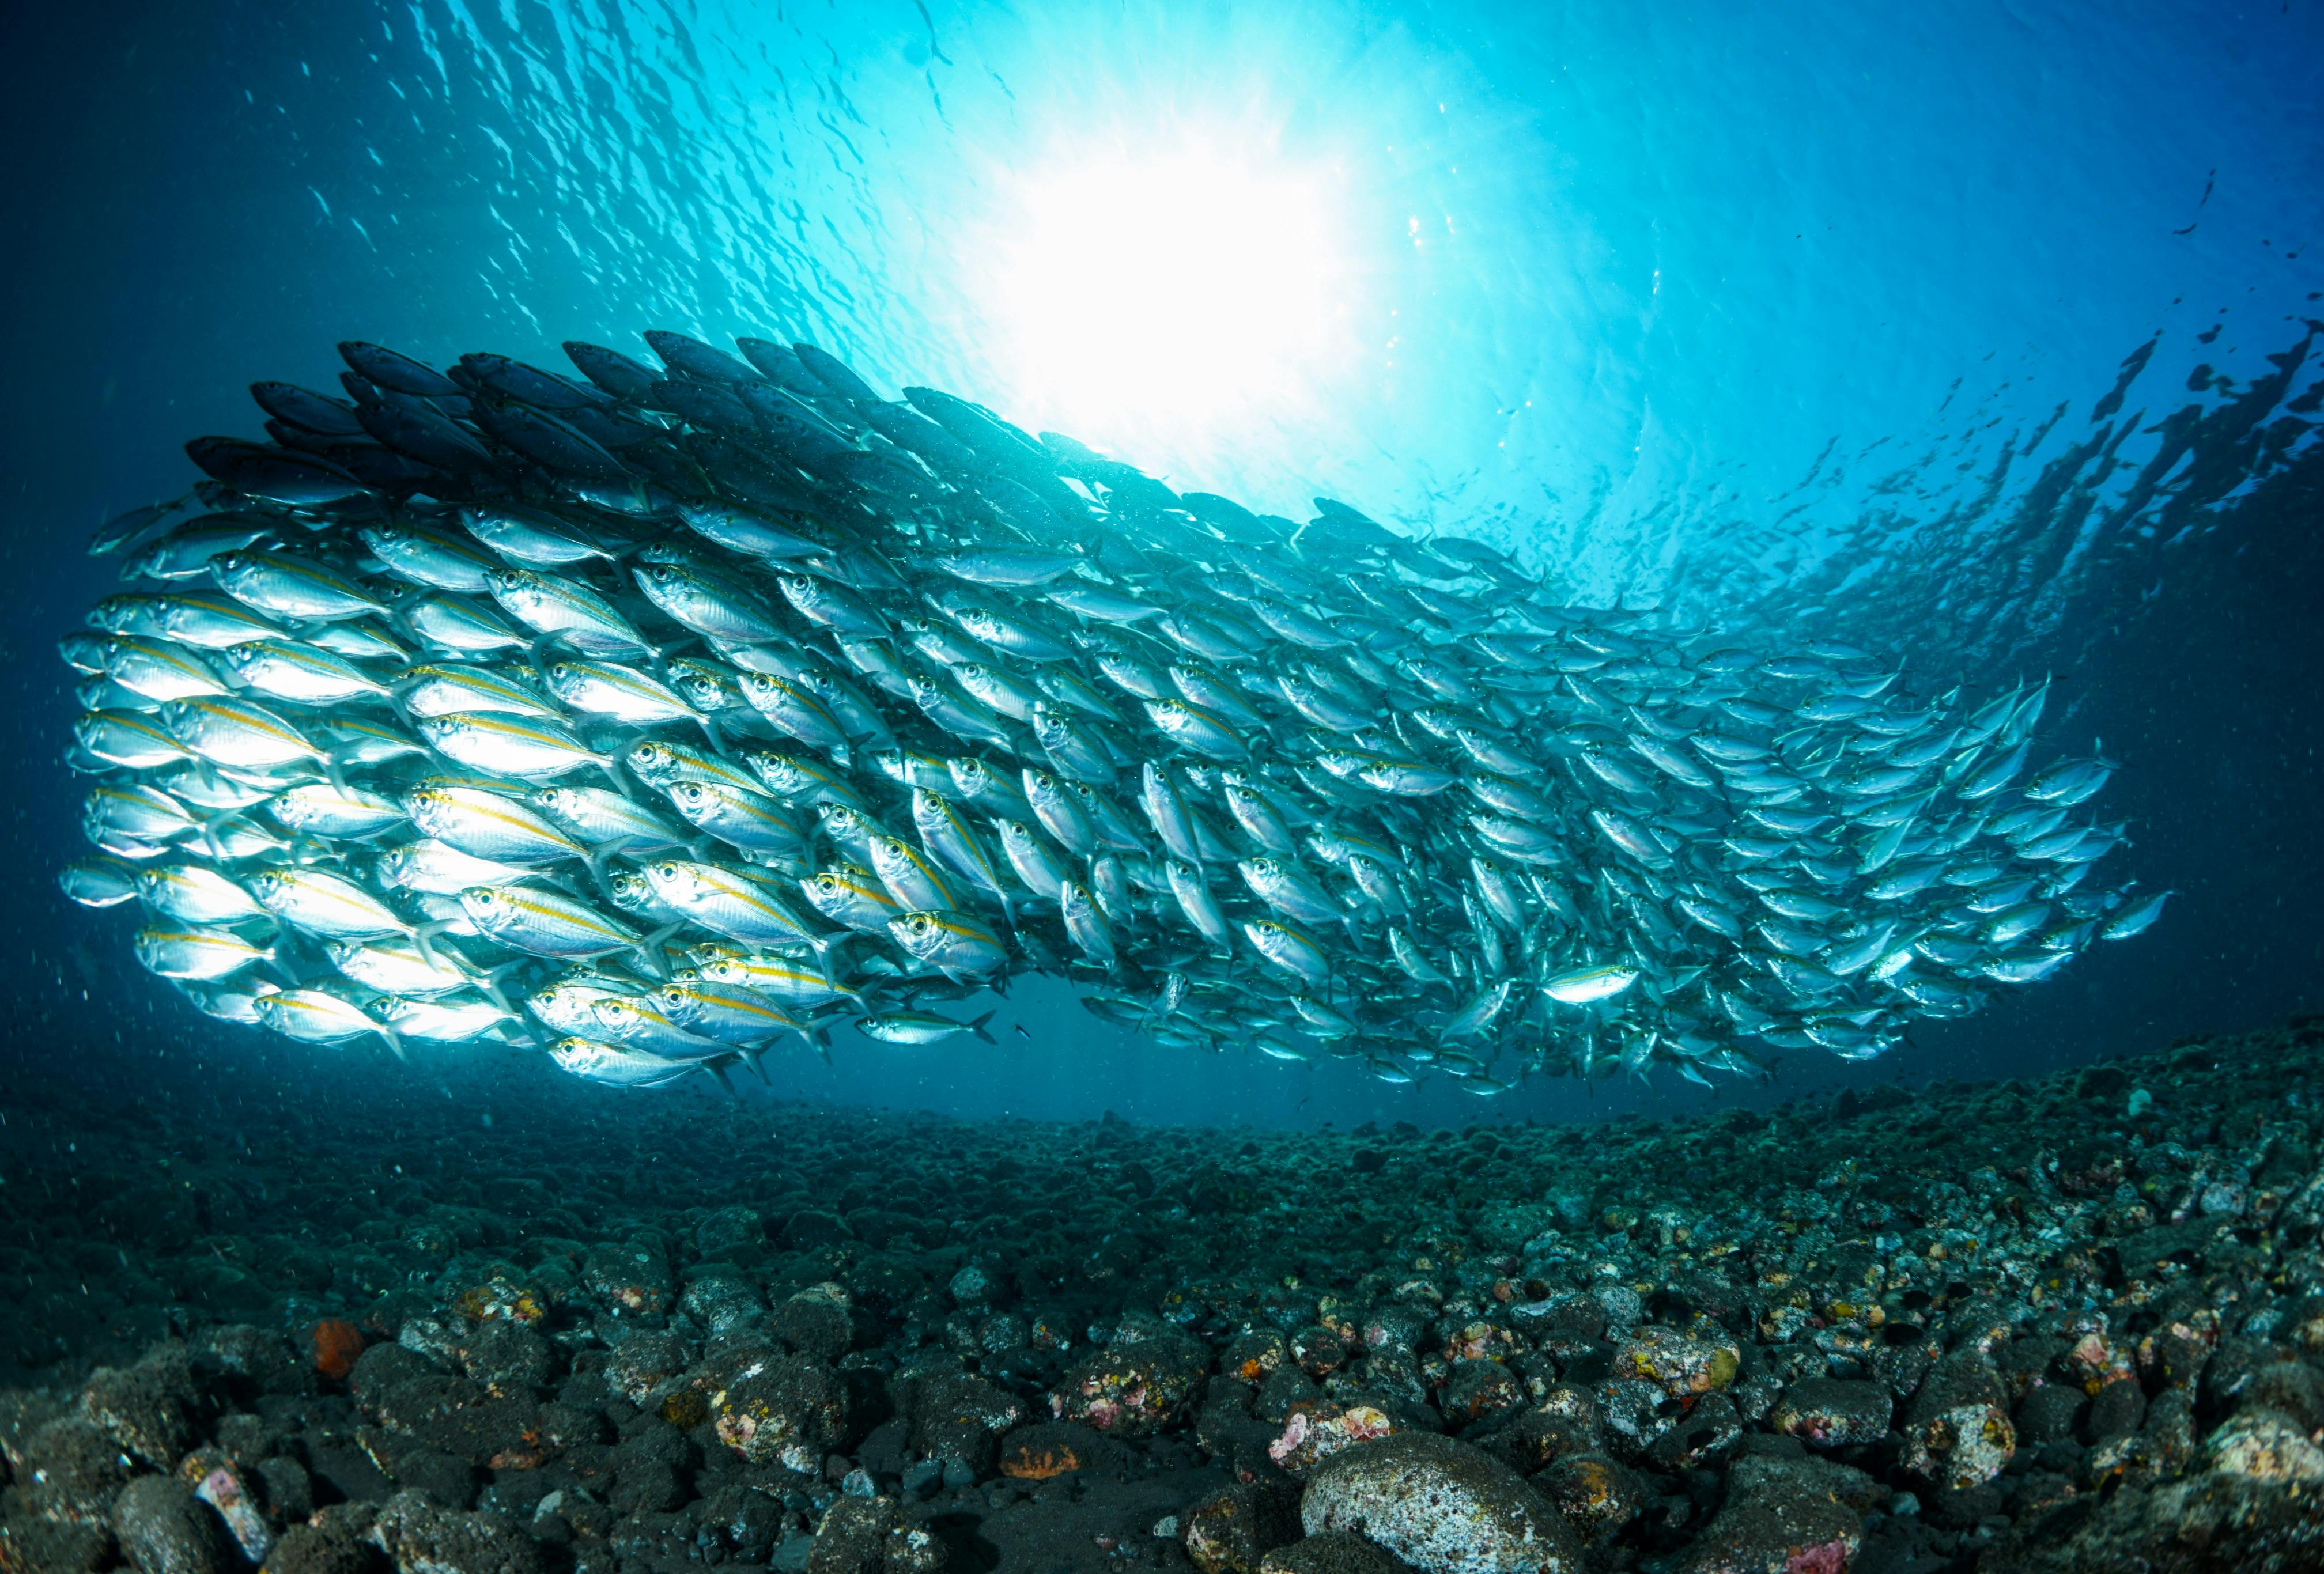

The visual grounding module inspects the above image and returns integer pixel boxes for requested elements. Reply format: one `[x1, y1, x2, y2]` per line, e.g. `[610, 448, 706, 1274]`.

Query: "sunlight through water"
[984, 134, 1358, 468]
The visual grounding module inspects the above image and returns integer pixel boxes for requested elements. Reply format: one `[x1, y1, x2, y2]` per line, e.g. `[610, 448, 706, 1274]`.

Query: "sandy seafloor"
[3, 1017, 2323, 1573]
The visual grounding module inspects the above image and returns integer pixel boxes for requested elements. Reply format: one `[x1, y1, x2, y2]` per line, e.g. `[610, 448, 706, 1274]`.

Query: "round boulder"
[1768, 1378, 1892, 1451]
[1301, 1431, 1582, 1574]
[111, 1475, 233, 1574]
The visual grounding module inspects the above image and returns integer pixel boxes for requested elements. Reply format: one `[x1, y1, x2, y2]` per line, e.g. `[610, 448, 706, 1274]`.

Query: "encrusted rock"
[1050, 1327, 1208, 1435]
[807, 1494, 946, 1574]
[1182, 1481, 1300, 1574]
[1899, 1346, 2016, 1489]
[1259, 1530, 1418, 1574]
[679, 1270, 766, 1336]
[1271, 1402, 1400, 1477]
[1592, 1378, 1683, 1462]
[1668, 1452, 1881, 1574]
[1225, 1330, 1291, 1384]
[17, 1416, 137, 1524]
[110, 1475, 233, 1574]
[1532, 1451, 1646, 1542]
[1438, 1361, 1525, 1429]
[705, 1348, 853, 1473]
[1613, 1322, 1742, 1398]
[1645, 1390, 1741, 1471]
[1300, 1431, 1582, 1574]
[1768, 1377, 1892, 1450]
[2202, 1405, 2324, 1483]
[82, 1347, 209, 1469]
[1476, 1387, 1604, 1474]
[580, 1240, 674, 1316]
[908, 1370, 1025, 1472]
[367, 1489, 545, 1574]
[602, 1328, 693, 1403]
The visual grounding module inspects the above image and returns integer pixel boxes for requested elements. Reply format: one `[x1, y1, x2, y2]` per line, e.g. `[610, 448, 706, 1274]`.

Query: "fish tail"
[969, 1009, 997, 1044]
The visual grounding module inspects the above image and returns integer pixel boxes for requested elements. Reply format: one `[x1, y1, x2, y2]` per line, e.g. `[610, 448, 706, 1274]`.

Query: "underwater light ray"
[982, 133, 1360, 468]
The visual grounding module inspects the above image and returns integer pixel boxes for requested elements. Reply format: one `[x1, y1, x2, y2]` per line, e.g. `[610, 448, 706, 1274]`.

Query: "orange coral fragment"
[312, 1319, 365, 1380]
[997, 1446, 1080, 1480]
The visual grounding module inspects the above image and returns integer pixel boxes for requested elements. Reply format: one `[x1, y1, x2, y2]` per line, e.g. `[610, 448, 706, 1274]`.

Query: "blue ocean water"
[2, 0, 2318, 1127]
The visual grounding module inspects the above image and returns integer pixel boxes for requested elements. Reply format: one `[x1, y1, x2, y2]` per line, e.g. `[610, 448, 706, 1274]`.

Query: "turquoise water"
[3, 0, 2319, 1126]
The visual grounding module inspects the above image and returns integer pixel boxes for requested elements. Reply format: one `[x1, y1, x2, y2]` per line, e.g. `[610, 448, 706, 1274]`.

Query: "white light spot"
[987, 135, 1352, 456]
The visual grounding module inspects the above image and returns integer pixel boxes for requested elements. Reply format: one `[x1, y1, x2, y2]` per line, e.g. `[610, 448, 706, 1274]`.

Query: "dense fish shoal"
[61, 328, 2161, 1093]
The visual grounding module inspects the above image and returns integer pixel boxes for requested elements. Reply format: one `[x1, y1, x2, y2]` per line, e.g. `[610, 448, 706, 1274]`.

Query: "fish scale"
[61, 325, 2154, 1092]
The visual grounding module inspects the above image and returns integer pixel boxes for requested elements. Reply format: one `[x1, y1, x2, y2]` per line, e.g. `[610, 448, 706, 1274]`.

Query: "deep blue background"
[2, 0, 2318, 1127]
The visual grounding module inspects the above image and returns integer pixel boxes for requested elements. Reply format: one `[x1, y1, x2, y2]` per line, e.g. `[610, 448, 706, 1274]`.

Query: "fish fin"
[969, 1009, 997, 1045]
[376, 1023, 407, 1062]
[409, 919, 457, 970]
[478, 962, 526, 1013]
[530, 627, 577, 670]
[585, 835, 636, 895]
[633, 922, 685, 979]
[194, 807, 245, 859]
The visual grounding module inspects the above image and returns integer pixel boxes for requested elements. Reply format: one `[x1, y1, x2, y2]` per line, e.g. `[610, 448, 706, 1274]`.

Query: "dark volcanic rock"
[706, 1347, 854, 1470]
[368, 1489, 546, 1574]
[1768, 1377, 1892, 1450]
[1052, 1329, 1210, 1436]
[1182, 1481, 1299, 1574]
[807, 1493, 946, 1574]
[110, 1474, 234, 1574]
[1667, 1452, 1881, 1574]
[1899, 1345, 2016, 1489]
[1260, 1531, 1416, 1574]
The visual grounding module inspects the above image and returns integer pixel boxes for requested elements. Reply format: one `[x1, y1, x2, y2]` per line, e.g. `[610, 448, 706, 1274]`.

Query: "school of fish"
[55, 328, 2168, 1095]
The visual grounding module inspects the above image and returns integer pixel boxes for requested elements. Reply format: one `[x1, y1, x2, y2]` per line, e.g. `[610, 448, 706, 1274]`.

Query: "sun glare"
[989, 138, 1351, 456]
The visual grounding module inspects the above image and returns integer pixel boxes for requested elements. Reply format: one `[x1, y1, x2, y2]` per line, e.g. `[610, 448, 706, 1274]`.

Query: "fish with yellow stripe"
[60, 323, 2153, 1095]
